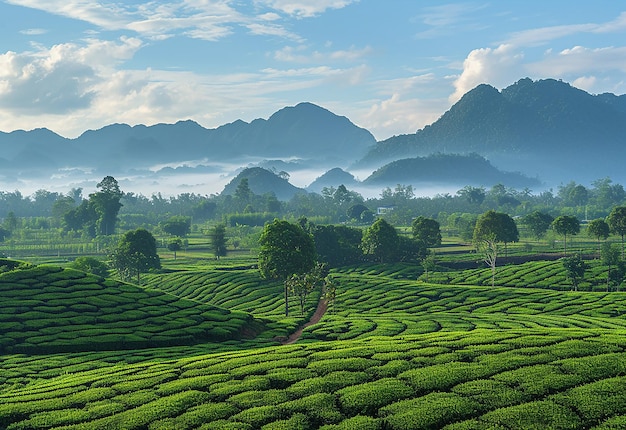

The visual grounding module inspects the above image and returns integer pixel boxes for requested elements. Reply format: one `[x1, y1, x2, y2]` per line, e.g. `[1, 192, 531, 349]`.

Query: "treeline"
[0, 176, 625, 234]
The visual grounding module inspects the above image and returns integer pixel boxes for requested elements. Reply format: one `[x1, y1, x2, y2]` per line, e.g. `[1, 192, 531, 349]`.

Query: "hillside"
[357, 78, 626, 184]
[363, 153, 540, 189]
[2, 265, 626, 428]
[0, 264, 261, 353]
[221, 167, 307, 201]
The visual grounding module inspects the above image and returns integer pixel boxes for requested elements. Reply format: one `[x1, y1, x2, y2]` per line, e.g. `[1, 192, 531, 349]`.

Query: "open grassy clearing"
[2, 329, 626, 429]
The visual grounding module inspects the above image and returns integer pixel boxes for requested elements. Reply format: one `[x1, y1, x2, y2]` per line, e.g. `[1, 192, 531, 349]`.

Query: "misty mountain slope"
[0, 102, 376, 177]
[356, 78, 626, 184]
[221, 167, 306, 201]
[363, 153, 540, 189]
[306, 167, 360, 193]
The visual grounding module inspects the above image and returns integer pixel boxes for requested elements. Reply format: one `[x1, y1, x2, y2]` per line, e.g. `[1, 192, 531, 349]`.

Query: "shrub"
[337, 378, 414, 416]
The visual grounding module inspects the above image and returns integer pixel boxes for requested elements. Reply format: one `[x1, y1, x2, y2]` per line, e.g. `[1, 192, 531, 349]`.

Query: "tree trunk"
[284, 285, 289, 316]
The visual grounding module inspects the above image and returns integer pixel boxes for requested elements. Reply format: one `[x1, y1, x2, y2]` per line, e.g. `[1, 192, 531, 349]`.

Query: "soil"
[281, 298, 328, 345]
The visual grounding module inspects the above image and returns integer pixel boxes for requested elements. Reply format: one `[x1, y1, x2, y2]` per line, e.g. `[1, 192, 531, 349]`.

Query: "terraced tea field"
[2, 259, 626, 429]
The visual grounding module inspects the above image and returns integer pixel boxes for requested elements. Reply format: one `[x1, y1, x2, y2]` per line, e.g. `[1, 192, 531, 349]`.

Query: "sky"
[2, 1, 626, 141]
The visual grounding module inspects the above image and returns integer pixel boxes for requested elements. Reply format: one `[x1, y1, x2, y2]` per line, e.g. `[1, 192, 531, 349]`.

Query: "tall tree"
[473, 210, 519, 286]
[110, 228, 160, 283]
[552, 215, 580, 255]
[587, 218, 610, 249]
[411, 216, 442, 248]
[258, 219, 316, 316]
[209, 224, 228, 259]
[522, 211, 554, 240]
[601, 242, 621, 291]
[608, 206, 626, 259]
[89, 176, 122, 236]
[361, 218, 399, 263]
[561, 254, 586, 291]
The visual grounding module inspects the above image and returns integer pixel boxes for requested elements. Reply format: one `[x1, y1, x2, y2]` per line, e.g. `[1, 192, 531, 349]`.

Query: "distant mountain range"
[0, 102, 375, 177]
[2, 77, 626, 196]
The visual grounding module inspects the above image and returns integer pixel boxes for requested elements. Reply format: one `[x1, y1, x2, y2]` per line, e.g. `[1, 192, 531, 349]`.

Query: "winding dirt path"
[281, 299, 328, 345]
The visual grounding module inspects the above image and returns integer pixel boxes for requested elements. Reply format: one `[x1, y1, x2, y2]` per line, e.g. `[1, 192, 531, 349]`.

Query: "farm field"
[2, 257, 626, 429]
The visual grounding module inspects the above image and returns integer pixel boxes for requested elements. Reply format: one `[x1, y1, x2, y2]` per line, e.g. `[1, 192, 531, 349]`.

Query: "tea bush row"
[2, 330, 626, 429]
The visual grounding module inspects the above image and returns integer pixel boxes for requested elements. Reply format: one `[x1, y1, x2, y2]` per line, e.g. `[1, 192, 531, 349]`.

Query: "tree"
[601, 242, 621, 291]
[552, 215, 580, 255]
[235, 178, 252, 201]
[160, 216, 191, 237]
[258, 219, 316, 316]
[110, 228, 160, 283]
[411, 216, 442, 248]
[89, 176, 122, 235]
[608, 206, 626, 259]
[347, 204, 369, 221]
[473, 210, 519, 286]
[285, 263, 327, 314]
[457, 186, 485, 205]
[587, 218, 610, 249]
[70, 256, 109, 278]
[0, 227, 10, 242]
[209, 224, 228, 259]
[167, 238, 182, 260]
[522, 211, 554, 240]
[312, 224, 362, 267]
[361, 218, 399, 263]
[561, 254, 586, 291]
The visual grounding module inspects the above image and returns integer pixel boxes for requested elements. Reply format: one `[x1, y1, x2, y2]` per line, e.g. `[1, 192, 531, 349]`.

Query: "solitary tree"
[601, 242, 621, 291]
[209, 224, 228, 259]
[473, 210, 519, 286]
[587, 218, 610, 251]
[161, 216, 191, 237]
[552, 215, 580, 255]
[608, 206, 626, 258]
[167, 238, 182, 260]
[411, 216, 442, 248]
[89, 176, 122, 236]
[522, 211, 554, 240]
[110, 228, 160, 283]
[285, 263, 327, 314]
[258, 219, 316, 316]
[361, 218, 399, 263]
[561, 254, 586, 291]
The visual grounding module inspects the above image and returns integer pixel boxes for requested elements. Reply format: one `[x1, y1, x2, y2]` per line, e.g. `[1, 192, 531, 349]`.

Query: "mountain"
[0, 102, 376, 177]
[357, 78, 626, 184]
[221, 167, 306, 201]
[306, 168, 360, 193]
[363, 153, 540, 189]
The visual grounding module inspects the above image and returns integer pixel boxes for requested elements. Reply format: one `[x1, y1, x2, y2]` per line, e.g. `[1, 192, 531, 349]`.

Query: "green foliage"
[110, 228, 161, 282]
[561, 254, 586, 291]
[411, 216, 442, 247]
[160, 215, 191, 237]
[258, 219, 316, 281]
[70, 256, 109, 278]
[361, 218, 399, 263]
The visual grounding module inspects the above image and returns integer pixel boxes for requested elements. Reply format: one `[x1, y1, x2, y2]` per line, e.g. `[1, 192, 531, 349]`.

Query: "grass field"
[2, 255, 626, 429]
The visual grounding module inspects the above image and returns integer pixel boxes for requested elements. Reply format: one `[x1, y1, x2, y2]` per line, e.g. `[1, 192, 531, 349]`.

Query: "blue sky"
[2, 1, 626, 141]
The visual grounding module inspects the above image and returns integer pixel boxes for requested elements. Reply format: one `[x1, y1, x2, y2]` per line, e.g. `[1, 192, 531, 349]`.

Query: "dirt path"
[281, 298, 328, 345]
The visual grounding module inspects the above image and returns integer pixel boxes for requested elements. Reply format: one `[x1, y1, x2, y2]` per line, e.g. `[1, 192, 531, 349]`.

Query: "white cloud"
[451, 44, 524, 102]
[256, 0, 359, 18]
[273, 45, 372, 63]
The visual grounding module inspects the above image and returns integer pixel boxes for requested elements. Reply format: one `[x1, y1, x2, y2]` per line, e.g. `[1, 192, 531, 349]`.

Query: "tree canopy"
[258, 219, 316, 280]
[361, 218, 399, 263]
[411, 216, 442, 248]
[551, 215, 580, 255]
[110, 228, 160, 283]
